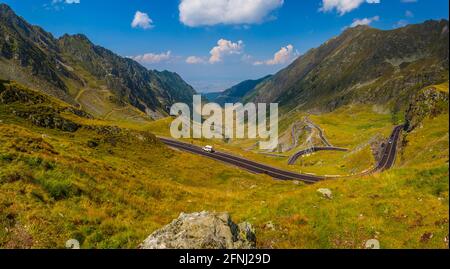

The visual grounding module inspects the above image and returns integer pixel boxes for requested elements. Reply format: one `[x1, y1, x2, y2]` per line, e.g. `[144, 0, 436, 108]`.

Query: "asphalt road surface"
[305, 117, 333, 147]
[369, 125, 404, 173]
[158, 125, 403, 183]
[288, 147, 348, 165]
[159, 137, 322, 184]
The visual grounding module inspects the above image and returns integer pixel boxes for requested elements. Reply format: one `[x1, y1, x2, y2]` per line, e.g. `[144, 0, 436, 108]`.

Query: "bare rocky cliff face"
[139, 212, 256, 249]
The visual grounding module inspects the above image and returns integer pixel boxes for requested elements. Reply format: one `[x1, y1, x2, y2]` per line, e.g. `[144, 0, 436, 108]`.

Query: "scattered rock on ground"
[139, 211, 256, 249]
[263, 221, 276, 231]
[365, 239, 380, 249]
[420, 232, 434, 243]
[317, 188, 333, 199]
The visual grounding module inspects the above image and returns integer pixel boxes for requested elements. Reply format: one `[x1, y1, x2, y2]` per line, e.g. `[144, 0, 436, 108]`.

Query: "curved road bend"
[158, 125, 403, 183]
[288, 147, 348, 165]
[305, 117, 333, 147]
[328, 125, 404, 178]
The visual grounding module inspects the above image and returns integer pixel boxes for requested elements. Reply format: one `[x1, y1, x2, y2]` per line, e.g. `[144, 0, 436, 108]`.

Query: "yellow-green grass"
[0, 116, 447, 248]
[399, 113, 449, 169]
[434, 81, 449, 93]
[309, 105, 394, 149]
[144, 117, 173, 136]
[292, 146, 375, 176]
[0, 121, 281, 248]
[144, 105, 393, 176]
[1, 83, 448, 249]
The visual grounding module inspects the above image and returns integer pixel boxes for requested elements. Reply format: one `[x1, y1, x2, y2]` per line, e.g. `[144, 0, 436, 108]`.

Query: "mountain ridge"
[243, 19, 449, 114]
[0, 3, 196, 121]
[205, 75, 272, 105]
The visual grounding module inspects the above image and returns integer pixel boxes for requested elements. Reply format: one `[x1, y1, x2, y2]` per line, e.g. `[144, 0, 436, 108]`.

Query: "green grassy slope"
[0, 4, 197, 123]
[1, 81, 447, 249]
[145, 105, 394, 176]
[245, 21, 449, 115]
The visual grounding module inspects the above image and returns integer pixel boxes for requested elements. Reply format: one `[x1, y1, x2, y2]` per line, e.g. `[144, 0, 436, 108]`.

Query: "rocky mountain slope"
[0, 4, 196, 120]
[244, 20, 449, 114]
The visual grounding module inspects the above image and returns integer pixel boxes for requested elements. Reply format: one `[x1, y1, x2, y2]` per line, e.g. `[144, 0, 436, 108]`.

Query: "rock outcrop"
[317, 188, 333, 199]
[405, 86, 449, 131]
[0, 81, 82, 132]
[139, 212, 256, 249]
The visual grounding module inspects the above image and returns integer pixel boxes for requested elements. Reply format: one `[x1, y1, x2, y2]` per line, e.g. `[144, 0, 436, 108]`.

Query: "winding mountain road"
[288, 146, 349, 165]
[159, 137, 322, 184]
[158, 125, 404, 184]
[363, 125, 404, 174]
[286, 117, 349, 165]
[305, 117, 333, 147]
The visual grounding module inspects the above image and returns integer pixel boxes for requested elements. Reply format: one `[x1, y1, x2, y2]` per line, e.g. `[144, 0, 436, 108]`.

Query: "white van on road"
[202, 145, 215, 153]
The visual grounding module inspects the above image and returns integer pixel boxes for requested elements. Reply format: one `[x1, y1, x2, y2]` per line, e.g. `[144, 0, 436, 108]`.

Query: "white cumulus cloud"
[129, 51, 172, 64]
[46, 0, 80, 10]
[186, 56, 206, 64]
[350, 15, 380, 27]
[131, 11, 154, 29]
[179, 0, 284, 27]
[320, 0, 380, 15]
[254, 44, 297, 66]
[209, 39, 244, 64]
[52, 0, 80, 4]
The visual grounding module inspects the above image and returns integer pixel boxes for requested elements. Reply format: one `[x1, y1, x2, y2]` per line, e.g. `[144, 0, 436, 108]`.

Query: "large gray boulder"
[139, 212, 256, 249]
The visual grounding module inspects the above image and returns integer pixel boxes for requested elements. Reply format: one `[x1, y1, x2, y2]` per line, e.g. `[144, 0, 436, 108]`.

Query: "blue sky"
[1, 0, 448, 92]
